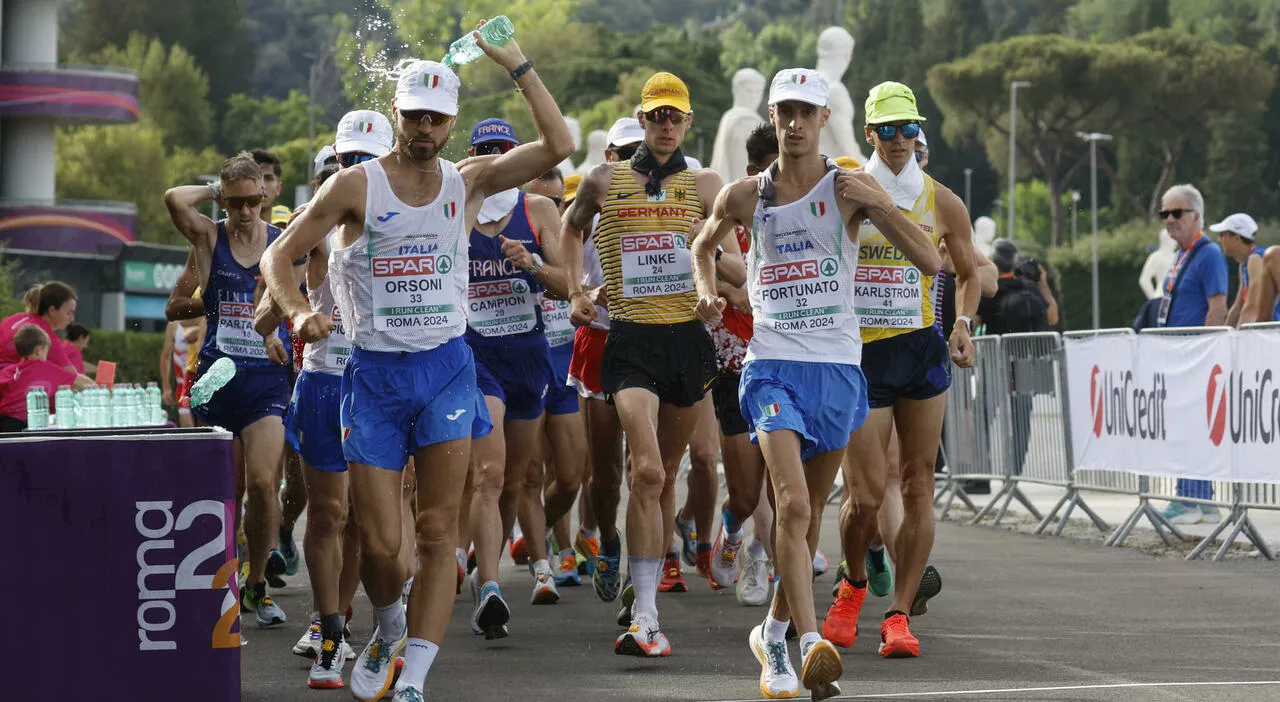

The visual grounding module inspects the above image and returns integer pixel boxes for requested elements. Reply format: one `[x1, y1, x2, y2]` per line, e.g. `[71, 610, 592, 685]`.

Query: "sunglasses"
[338, 152, 377, 168]
[611, 145, 638, 161]
[914, 150, 927, 164]
[223, 194, 264, 210]
[644, 108, 687, 125]
[1159, 208, 1194, 220]
[473, 141, 516, 156]
[399, 109, 451, 126]
[873, 122, 921, 141]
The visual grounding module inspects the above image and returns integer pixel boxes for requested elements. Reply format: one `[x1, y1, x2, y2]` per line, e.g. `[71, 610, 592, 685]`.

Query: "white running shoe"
[471, 579, 511, 640]
[799, 638, 842, 701]
[531, 570, 561, 605]
[292, 617, 321, 658]
[350, 624, 408, 702]
[614, 611, 671, 657]
[736, 546, 771, 607]
[710, 529, 741, 589]
[749, 624, 799, 699]
[307, 637, 347, 689]
[811, 548, 829, 578]
[391, 684, 426, 702]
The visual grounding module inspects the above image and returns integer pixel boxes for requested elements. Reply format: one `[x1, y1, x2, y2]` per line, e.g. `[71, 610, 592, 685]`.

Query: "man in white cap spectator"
[1209, 212, 1265, 328]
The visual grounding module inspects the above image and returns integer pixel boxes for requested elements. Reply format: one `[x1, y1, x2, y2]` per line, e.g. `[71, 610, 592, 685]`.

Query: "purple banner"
[0, 66, 139, 123]
[0, 428, 239, 701]
[0, 202, 137, 254]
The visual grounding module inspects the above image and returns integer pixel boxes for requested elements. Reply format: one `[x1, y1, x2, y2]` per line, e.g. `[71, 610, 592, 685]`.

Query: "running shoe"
[256, 591, 287, 627]
[293, 617, 322, 658]
[531, 570, 561, 605]
[1162, 501, 1202, 525]
[350, 624, 408, 702]
[614, 611, 671, 657]
[307, 637, 346, 689]
[878, 612, 920, 658]
[467, 546, 476, 574]
[265, 549, 288, 589]
[866, 548, 894, 598]
[677, 518, 698, 567]
[555, 552, 582, 587]
[616, 581, 635, 628]
[455, 559, 465, 595]
[593, 530, 622, 602]
[799, 638, 842, 701]
[575, 532, 599, 576]
[830, 561, 846, 598]
[391, 684, 426, 702]
[709, 532, 741, 590]
[749, 623, 799, 699]
[910, 565, 942, 617]
[471, 578, 511, 640]
[658, 556, 688, 593]
[695, 548, 713, 581]
[736, 545, 771, 607]
[279, 529, 301, 576]
[811, 548, 829, 578]
[509, 535, 529, 565]
[1201, 505, 1223, 522]
[821, 579, 865, 648]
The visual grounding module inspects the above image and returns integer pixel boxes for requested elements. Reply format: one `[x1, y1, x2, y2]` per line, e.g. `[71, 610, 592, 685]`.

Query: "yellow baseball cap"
[864, 81, 926, 125]
[834, 156, 861, 169]
[563, 174, 583, 204]
[641, 72, 692, 114]
[271, 205, 292, 225]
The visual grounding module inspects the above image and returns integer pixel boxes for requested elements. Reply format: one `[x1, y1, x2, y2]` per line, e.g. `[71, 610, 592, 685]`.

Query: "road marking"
[709, 680, 1280, 702]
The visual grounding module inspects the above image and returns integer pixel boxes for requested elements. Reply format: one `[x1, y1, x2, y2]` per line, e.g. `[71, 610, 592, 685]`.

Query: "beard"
[398, 129, 449, 164]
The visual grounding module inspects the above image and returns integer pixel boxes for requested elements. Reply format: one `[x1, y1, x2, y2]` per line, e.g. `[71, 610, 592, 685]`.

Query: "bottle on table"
[26, 388, 48, 430]
[55, 385, 75, 429]
[442, 15, 515, 68]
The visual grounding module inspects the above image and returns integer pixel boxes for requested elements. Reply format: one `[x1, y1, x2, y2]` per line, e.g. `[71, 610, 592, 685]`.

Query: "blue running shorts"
[544, 343, 579, 416]
[340, 338, 493, 470]
[471, 339, 553, 421]
[285, 370, 345, 473]
[739, 360, 869, 462]
[191, 359, 291, 437]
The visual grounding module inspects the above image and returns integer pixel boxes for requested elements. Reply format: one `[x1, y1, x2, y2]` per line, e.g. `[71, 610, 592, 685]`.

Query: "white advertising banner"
[1227, 329, 1280, 483]
[1065, 333, 1142, 474]
[1135, 332, 1233, 481]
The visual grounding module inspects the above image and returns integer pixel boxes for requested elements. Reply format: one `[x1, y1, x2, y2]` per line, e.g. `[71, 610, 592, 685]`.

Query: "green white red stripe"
[444, 201, 457, 218]
[811, 201, 826, 216]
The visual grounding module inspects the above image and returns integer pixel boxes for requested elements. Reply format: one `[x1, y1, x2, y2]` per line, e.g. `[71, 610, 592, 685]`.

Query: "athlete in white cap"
[261, 23, 574, 701]
[1208, 212, 1265, 328]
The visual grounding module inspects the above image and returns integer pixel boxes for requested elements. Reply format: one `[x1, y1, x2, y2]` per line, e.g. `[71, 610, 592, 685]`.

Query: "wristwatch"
[955, 315, 973, 333]
[529, 253, 545, 274]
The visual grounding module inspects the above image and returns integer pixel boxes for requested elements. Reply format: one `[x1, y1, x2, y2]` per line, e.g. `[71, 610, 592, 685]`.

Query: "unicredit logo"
[1089, 365, 1167, 440]
[1206, 363, 1279, 446]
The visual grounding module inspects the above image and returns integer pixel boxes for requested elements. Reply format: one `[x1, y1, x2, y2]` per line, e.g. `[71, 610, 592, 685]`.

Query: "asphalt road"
[240, 497, 1280, 702]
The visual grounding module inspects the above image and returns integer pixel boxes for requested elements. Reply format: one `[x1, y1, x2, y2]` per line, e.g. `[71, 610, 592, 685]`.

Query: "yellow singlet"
[593, 161, 704, 324]
[854, 175, 940, 344]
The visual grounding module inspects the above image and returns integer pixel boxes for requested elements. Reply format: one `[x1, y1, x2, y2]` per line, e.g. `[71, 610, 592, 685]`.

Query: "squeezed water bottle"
[55, 385, 75, 429]
[442, 16, 515, 68]
[190, 357, 236, 408]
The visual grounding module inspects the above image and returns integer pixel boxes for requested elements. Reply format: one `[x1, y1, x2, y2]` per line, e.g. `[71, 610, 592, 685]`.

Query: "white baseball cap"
[768, 68, 830, 107]
[394, 60, 461, 116]
[686, 156, 703, 169]
[917, 129, 928, 147]
[606, 118, 644, 148]
[1209, 212, 1258, 240]
[335, 110, 394, 156]
[313, 145, 337, 172]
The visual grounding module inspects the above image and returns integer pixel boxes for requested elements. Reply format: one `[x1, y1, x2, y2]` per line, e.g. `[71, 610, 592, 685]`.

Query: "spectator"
[0, 281, 78, 372]
[0, 325, 94, 431]
[1156, 183, 1228, 525]
[1209, 212, 1265, 328]
[62, 323, 95, 376]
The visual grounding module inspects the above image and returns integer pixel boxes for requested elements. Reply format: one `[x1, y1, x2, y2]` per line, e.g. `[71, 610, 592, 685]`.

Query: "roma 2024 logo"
[136, 500, 240, 651]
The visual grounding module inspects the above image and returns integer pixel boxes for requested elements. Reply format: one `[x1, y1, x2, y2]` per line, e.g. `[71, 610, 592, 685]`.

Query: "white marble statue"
[556, 116, 582, 179]
[577, 129, 609, 175]
[1138, 228, 1178, 300]
[816, 26, 863, 162]
[973, 216, 996, 257]
[710, 68, 766, 183]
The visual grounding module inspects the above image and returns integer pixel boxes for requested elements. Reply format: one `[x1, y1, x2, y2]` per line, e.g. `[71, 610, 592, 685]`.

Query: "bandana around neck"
[631, 143, 688, 198]
[478, 188, 519, 224]
[865, 151, 924, 210]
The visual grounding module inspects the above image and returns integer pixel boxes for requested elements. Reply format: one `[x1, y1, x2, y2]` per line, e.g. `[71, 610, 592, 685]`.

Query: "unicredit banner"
[1065, 328, 1280, 484]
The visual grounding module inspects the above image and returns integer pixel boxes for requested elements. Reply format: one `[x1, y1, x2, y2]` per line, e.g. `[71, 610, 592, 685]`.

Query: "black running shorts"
[601, 319, 717, 408]
[860, 327, 952, 409]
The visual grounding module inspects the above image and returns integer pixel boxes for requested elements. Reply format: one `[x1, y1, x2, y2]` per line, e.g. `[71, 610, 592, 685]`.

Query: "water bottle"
[26, 388, 44, 430]
[442, 15, 515, 68]
[146, 382, 162, 425]
[55, 386, 75, 429]
[126, 385, 139, 426]
[190, 357, 237, 408]
[90, 388, 105, 428]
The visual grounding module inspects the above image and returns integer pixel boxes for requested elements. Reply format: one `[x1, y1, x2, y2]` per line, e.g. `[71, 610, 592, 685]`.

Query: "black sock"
[253, 580, 267, 597]
[320, 612, 344, 643]
[845, 574, 868, 589]
[884, 610, 907, 620]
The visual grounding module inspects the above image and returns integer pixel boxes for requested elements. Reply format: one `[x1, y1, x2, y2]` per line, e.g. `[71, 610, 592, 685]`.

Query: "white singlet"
[302, 230, 348, 375]
[583, 213, 610, 331]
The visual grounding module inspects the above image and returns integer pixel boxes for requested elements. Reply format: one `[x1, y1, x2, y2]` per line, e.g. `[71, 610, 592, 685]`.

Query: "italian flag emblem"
[425, 73, 440, 88]
[810, 201, 826, 216]
[356, 121, 374, 133]
[791, 74, 807, 85]
[763, 402, 781, 418]
[443, 201, 458, 218]
[341, 427, 350, 442]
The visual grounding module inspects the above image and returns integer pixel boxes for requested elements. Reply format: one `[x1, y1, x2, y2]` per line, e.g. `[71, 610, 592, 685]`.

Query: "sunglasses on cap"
[399, 109, 451, 126]
[473, 141, 516, 156]
[1159, 208, 1193, 220]
[873, 122, 921, 141]
[644, 107, 687, 125]
[338, 152, 377, 168]
[223, 193, 265, 210]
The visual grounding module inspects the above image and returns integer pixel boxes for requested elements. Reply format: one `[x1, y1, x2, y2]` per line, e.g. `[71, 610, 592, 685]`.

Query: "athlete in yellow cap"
[821, 81, 979, 660]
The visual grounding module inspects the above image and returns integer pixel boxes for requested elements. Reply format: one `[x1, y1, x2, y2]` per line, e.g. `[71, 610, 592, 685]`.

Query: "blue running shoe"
[279, 529, 301, 576]
[593, 529, 622, 602]
[677, 518, 698, 567]
[554, 551, 581, 587]
[866, 547, 894, 598]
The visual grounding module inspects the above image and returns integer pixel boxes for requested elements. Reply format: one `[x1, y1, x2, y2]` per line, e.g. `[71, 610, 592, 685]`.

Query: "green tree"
[221, 91, 324, 153]
[75, 34, 214, 150]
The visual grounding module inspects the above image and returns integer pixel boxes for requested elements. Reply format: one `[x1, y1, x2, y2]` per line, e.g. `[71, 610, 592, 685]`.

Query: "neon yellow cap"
[864, 81, 926, 125]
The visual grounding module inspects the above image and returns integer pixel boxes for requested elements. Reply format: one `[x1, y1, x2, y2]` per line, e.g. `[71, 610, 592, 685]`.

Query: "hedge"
[82, 329, 167, 387]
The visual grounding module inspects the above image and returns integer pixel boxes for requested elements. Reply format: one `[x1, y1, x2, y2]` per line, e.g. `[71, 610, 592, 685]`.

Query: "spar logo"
[622, 233, 674, 252]
[761, 260, 818, 285]
[373, 255, 452, 277]
[1088, 365, 1167, 440]
[1205, 364, 1279, 446]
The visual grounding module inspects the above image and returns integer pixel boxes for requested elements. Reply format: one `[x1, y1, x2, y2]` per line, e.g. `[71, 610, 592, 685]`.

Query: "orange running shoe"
[509, 535, 529, 565]
[821, 579, 866, 648]
[878, 612, 920, 658]
[695, 549, 712, 581]
[658, 556, 688, 593]
[575, 532, 600, 576]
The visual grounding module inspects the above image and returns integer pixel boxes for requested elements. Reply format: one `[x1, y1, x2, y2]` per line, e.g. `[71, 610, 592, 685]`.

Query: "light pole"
[1008, 80, 1031, 240]
[1077, 131, 1113, 330]
[1070, 190, 1081, 246]
[963, 168, 973, 212]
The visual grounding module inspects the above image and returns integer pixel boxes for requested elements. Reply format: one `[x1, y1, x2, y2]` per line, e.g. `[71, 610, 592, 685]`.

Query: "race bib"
[324, 304, 351, 369]
[371, 254, 459, 331]
[467, 278, 537, 337]
[541, 296, 574, 348]
[215, 291, 267, 359]
[854, 264, 925, 329]
[758, 257, 847, 332]
[620, 231, 693, 298]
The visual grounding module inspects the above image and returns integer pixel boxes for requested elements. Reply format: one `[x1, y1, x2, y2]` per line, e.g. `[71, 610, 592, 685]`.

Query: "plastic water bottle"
[55, 386, 75, 429]
[126, 385, 140, 426]
[146, 382, 162, 425]
[442, 15, 515, 68]
[190, 357, 236, 408]
[26, 388, 47, 430]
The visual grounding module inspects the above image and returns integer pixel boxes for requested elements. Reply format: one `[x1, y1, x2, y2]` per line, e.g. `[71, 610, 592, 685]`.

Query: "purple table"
[0, 427, 239, 701]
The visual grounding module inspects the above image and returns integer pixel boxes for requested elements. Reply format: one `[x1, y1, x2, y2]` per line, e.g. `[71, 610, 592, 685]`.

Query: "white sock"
[747, 537, 767, 560]
[799, 631, 822, 656]
[397, 637, 439, 692]
[870, 544, 885, 554]
[402, 577, 414, 599]
[532, 558, 551, 576]
[374, 601, 406, 641]
[723, 523, 744, 544]
[579, 526, 598, 539]
[764, 614, 789, 642]
[630, 556, 661, 618]
[511, 520, 523, 538]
